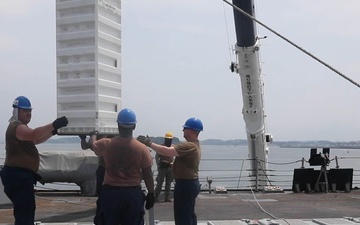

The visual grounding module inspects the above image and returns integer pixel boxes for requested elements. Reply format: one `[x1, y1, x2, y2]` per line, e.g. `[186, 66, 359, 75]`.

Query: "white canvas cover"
[38, 151, 98, 196]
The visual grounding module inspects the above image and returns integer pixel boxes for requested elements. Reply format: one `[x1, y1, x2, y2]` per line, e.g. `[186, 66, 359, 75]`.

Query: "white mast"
[230, 0, 271, 190]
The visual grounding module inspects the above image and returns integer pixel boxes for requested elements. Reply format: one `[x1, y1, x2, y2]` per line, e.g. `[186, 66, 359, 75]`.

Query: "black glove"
[137, 135, 152, 147]
[53, 116, 68, 130]
[145, 192, 155, 210]
[33, 173, 44, 185]
[89, 130, 99, 136]
[52, 129, 57, 135]
[79, 134, 86, 140]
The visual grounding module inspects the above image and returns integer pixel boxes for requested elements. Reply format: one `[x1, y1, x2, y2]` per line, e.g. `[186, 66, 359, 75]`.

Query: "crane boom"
[231, 0, 270, 190]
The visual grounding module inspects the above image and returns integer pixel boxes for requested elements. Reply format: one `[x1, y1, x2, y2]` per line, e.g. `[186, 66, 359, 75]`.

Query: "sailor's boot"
[165, 192, 172, 202]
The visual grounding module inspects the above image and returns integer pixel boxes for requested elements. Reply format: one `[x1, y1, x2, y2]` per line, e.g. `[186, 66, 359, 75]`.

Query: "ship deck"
[1, 189, 360, 225]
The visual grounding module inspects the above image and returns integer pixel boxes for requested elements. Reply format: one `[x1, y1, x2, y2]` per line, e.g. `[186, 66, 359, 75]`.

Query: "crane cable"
[222, 0, 360, 89]
[222, 1, 233, 63]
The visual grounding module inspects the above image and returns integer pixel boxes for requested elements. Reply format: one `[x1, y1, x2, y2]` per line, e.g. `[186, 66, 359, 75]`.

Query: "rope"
[222, 0, 360, 88]
[257, 158, 303, 165]
[249, 186, 278, 220]
[236, 159, 245, 189]
[222, 0, 233, 62]
[266, 160, 302, 165]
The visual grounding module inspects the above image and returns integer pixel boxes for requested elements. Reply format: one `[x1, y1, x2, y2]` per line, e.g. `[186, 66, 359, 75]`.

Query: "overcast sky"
[0, 0, 360, 142]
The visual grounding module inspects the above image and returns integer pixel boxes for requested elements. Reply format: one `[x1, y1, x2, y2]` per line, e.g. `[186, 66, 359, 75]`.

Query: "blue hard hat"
[117, 108, 137, 126]
[12, 96, 32, 109]
[183, 117, 203, 131]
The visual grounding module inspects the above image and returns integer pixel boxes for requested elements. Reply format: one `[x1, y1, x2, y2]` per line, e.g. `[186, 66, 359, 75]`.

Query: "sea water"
[1, 143, 360, 190]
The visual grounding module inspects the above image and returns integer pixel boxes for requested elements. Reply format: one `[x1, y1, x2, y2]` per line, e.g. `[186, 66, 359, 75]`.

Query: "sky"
[1, 0, 360, 142]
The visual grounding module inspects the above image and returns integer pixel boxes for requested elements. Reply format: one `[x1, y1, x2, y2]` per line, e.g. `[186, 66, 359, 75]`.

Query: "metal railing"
[195, 156, 360, 192]
[1, 155, 357, 192]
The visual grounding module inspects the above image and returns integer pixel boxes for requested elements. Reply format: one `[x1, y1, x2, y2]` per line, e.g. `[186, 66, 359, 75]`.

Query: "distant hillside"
[148, 136, 181, 145]
[275, 140, 360, 149]
[200, 139, 248, 146]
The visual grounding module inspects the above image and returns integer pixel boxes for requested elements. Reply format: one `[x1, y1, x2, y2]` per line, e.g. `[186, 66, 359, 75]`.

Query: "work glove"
[79, 134, 87, 140]
[89, 130, 99, 136]
[53, 116, 69, 130]
[52, 129, 58, 135]
[137, 135, 152, 147]
[33, 173, 44, 185]
[145, 192, 155, 210]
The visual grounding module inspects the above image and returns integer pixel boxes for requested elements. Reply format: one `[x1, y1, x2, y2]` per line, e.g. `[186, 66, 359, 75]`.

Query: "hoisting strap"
[223, 0, 360, 88]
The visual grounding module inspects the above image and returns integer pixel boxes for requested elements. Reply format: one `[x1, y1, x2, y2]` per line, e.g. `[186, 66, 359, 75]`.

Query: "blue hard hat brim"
[13, 105, 32, 110]
[118, 123, 135, 128]
[183, 125, 203, 131]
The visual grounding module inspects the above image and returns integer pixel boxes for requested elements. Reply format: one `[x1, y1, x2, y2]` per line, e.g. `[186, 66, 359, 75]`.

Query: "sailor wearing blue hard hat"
[89, 108, 155, 225]
[137, 117, 203, 225]
[0, 96, 68, 225]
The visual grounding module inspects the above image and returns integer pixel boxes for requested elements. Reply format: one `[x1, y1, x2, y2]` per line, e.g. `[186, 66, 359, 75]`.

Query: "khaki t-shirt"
[173, 140, 201, 179]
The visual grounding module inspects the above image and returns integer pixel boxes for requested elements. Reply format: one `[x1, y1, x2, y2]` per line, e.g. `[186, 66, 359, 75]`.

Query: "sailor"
[79, 131, 108, 225]
[0, 96, 68, 225]
[137, 117, 203, 225]
[89, 108, 155, 225]
[154, 132, 175, 202]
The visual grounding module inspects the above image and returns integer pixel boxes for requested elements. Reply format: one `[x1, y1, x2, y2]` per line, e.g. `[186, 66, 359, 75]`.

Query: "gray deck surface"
[1, 189, 360, 224]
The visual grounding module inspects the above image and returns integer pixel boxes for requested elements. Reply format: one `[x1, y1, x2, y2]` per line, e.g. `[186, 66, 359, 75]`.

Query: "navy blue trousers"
[0, 165, 37, 225]
[100, 185, 145, 225]
[94, 165, 105, 225]
[174, 179, 200, 225]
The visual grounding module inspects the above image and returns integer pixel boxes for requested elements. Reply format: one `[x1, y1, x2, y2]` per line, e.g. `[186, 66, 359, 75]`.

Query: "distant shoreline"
[279, 146, 360, 150]
[1, 138, 360, 149]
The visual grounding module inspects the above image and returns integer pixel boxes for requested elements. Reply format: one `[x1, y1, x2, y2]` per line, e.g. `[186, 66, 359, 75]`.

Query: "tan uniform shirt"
[173, 140, 201, 179]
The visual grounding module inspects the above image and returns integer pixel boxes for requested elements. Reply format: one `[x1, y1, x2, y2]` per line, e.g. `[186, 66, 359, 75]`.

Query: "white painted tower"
[55, 0, 121, 135]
